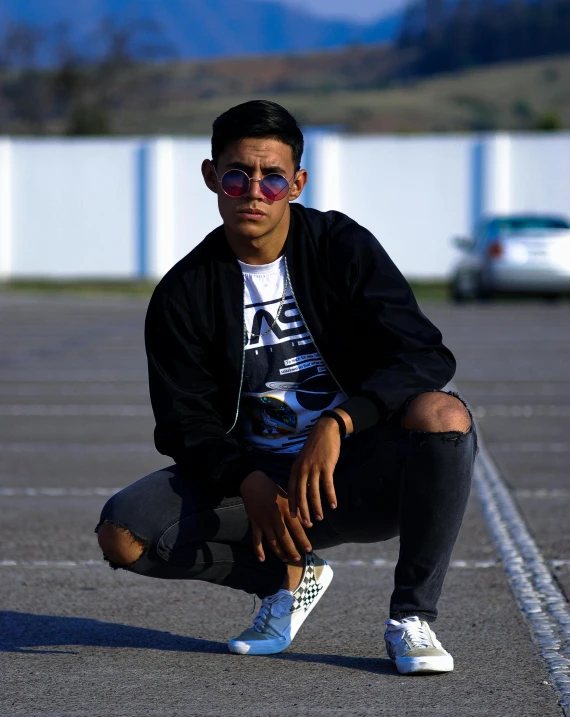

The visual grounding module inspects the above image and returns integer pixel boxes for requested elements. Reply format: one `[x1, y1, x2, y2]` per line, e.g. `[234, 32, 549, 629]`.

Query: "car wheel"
[451, 271, 477, 303]
[476, 281, 493, 301]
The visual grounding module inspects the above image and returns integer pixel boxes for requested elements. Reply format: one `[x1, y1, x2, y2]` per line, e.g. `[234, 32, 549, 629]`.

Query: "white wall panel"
[1, 132, 570, 280]
[0, 139, 12, 279]
[9, 139, 139, 277]
[171, 139, 221, 267]
[336, 135, 473, 279]
[508, 134, 570, 217]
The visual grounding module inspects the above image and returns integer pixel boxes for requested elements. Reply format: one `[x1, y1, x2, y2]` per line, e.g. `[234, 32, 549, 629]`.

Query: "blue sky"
[255, 0, 409, 21]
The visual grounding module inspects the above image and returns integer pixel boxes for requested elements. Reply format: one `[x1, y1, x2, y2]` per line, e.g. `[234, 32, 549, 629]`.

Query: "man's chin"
[229, 220, 273, 240]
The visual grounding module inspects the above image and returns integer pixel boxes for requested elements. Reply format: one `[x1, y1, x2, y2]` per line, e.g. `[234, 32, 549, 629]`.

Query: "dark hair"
[211, 100, 304, 170]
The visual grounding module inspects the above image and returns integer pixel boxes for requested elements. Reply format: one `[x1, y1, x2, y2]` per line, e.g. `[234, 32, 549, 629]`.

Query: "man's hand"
[240, 470, 312, 563]
[288, 410, 351, 527]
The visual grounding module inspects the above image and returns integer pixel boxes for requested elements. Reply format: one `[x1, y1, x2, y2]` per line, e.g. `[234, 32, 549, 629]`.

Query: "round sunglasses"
[215, 168, 297, 201]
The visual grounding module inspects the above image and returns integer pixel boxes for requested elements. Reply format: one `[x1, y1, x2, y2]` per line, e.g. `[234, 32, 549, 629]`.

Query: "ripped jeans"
[97, 401, 476, 623]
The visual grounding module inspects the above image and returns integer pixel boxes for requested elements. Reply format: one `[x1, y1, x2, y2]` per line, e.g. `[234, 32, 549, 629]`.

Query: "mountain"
[0, 0, 403, 65]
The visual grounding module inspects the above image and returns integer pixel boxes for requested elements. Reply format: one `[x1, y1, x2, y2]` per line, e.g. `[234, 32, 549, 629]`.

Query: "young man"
[97, 100, 475, 675]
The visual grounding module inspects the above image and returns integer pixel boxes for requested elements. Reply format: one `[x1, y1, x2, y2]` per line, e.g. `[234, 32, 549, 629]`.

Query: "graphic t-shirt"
[237, 256, 347, 453]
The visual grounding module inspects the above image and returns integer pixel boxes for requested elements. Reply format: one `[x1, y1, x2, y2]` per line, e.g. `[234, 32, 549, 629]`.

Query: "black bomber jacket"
[144, 204, 456, 492]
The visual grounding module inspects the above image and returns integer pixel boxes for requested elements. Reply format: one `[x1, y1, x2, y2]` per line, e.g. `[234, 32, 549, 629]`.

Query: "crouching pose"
[97, 100, 476, 675]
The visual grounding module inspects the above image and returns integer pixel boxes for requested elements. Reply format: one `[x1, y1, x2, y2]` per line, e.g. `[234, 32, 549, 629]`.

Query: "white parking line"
[514, 489, 570, 499]
[474, 405, 570, 419]
[0, 559, 499, 569]
[2, 404, 567, 418]
[0, 405, 152, 416]
[0, 487, 121, 497]
[6, 484, 564, 503]
[491, 442, 569, 453]
[475, 444, 570, 712]
[478, 405, 570, 418]
[0, 371, 147, 382]
[0, 558, 567, 570]
[0, 442, 156, 454]
[0, 385, 148, 396]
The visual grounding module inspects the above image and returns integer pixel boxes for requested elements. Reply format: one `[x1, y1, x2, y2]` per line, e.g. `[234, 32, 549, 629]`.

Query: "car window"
[496, 217, 570, 233]
[473, 221, 489, 249]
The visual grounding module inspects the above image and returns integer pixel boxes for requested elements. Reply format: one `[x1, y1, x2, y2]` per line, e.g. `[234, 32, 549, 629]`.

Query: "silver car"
[450, 214, 570, 301]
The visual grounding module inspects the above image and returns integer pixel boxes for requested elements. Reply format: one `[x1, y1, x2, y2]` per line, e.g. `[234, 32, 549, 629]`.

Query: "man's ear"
[289, 169, 308, 202]
[202, 159, 218, 193]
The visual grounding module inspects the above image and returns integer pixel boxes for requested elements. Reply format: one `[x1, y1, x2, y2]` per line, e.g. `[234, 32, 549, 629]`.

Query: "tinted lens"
[221, 169, 249, 197]
[260, 174, 290, 201]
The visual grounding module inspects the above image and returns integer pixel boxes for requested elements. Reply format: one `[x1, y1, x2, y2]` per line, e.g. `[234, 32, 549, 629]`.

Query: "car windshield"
[494, 217, 570, 234]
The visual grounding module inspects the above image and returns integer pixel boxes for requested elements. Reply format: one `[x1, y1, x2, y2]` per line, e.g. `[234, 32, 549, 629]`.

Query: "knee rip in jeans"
[403, 390, 477, 450]
[95, 520, 148, 570]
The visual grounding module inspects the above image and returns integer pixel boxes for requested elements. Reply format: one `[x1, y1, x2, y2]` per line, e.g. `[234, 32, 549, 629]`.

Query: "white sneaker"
[384, 616, 454, 674]
[228, 552, 333, 655]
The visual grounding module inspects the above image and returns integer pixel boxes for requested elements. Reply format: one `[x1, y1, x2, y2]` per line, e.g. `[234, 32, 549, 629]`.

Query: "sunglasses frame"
[213, 167, 299, 201]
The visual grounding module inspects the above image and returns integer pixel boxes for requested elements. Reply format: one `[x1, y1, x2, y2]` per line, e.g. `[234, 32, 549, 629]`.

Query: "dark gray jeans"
[98, 410, 477, 623]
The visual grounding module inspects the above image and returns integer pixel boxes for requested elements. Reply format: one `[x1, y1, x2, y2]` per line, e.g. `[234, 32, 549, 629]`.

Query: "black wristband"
[320, 409, 347, 439]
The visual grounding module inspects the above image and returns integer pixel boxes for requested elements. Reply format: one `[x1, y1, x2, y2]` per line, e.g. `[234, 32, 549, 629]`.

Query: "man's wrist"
[319, 408, 353, 437]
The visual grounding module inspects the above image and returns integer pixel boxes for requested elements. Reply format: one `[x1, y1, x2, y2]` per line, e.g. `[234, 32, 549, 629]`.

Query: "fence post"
[147, 137, 176, 280]
[303, 131, 342, 212]
[483, 133, 511, 216]
[0, 138, 12, 280]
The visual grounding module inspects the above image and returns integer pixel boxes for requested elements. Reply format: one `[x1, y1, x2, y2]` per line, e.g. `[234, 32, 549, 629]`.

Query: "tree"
[0, 16, 174, 135]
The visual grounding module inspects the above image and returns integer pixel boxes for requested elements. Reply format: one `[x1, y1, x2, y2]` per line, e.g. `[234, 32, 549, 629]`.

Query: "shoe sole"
[394, 655, 454, 675]
[228, 562, 334, 656]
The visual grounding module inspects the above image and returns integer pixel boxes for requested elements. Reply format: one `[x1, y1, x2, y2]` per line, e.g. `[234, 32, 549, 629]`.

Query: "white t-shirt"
[236, 255, 347, 453]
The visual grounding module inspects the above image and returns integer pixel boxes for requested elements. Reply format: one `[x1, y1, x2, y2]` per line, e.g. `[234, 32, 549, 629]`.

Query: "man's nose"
[245, 177, 265, 200]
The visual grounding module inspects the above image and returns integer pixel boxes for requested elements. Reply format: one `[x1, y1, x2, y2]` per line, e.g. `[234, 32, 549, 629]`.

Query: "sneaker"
[384, 616, 454, 674]
[228, 552, 333, 655]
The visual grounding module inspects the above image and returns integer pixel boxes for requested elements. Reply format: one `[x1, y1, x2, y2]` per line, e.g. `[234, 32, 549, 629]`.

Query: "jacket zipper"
[284, 257, 347, 397]
[226, 274, 247, 434]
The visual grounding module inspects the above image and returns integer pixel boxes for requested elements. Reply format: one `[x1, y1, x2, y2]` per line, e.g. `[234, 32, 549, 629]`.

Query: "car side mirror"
[453, 236, 474, 250]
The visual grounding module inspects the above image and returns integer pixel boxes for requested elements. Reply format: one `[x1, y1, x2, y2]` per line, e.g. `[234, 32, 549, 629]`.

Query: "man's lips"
[237, 208, 266, 217]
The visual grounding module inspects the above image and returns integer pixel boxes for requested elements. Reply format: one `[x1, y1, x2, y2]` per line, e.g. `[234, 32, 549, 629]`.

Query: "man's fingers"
[288, 464, 299, 518]
[252, 522, 265, 562]
[265, 527, 287, 562]
[286, 515, 312, 553]
[322, 470, 337, 509]
[275, 523, 302, 563]
[309, 469, 324, 520]
[296, 467, 312, 527]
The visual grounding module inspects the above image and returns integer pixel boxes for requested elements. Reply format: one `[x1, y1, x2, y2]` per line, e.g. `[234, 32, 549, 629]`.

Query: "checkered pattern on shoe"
[290, 553, 323, 612]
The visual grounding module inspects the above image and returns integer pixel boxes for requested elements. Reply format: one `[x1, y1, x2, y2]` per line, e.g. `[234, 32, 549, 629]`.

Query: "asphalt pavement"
[0, 292, 569, 717]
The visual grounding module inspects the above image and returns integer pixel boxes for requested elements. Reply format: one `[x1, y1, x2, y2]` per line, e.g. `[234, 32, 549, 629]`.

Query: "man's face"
[202, 137, 307, 243]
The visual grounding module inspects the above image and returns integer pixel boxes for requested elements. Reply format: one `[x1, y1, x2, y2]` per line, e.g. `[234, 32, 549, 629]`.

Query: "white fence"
[0, 132, 569, 281]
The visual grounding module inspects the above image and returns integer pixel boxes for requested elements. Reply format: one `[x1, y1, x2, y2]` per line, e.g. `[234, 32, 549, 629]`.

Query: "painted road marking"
[1, 440, 568, 454]
[0, 487, 121, 497]
[0, 442, 156, 454]
[474, 405, 570, 418]
[475, 443, 570, 713]
[0, 405, 152, 416]
[1, 403, 569, 419]
[491, 442, 569, 453]
[0, 558, 568, 570]
[0, 371, 147, 381]
[6, 485, 565, 502]
[514, 489, 570, 499]
[0, 385, 148, 396]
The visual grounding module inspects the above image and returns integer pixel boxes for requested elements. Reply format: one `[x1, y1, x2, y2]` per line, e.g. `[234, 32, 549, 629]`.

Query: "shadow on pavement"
[273, 651, 395, 675]
[0, 611, 227, 655]
[0, 611, 394, 675]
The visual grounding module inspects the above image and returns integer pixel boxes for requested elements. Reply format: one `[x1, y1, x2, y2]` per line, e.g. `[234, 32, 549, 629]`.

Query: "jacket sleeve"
[144, 287, 255, 492]
[335, 224, 456, 433]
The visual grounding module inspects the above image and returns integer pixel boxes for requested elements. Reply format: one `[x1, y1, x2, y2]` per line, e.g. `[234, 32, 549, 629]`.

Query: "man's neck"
[225, 207, 290, 266]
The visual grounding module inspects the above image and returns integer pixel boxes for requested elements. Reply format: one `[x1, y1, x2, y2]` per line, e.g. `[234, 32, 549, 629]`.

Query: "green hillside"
[2, 51, 569, 135]
[111, 54, 570, 135]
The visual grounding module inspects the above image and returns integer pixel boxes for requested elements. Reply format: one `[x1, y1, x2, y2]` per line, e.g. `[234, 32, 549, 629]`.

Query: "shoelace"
[253, 591, 293, 633]
[399, 619, 433, 648]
